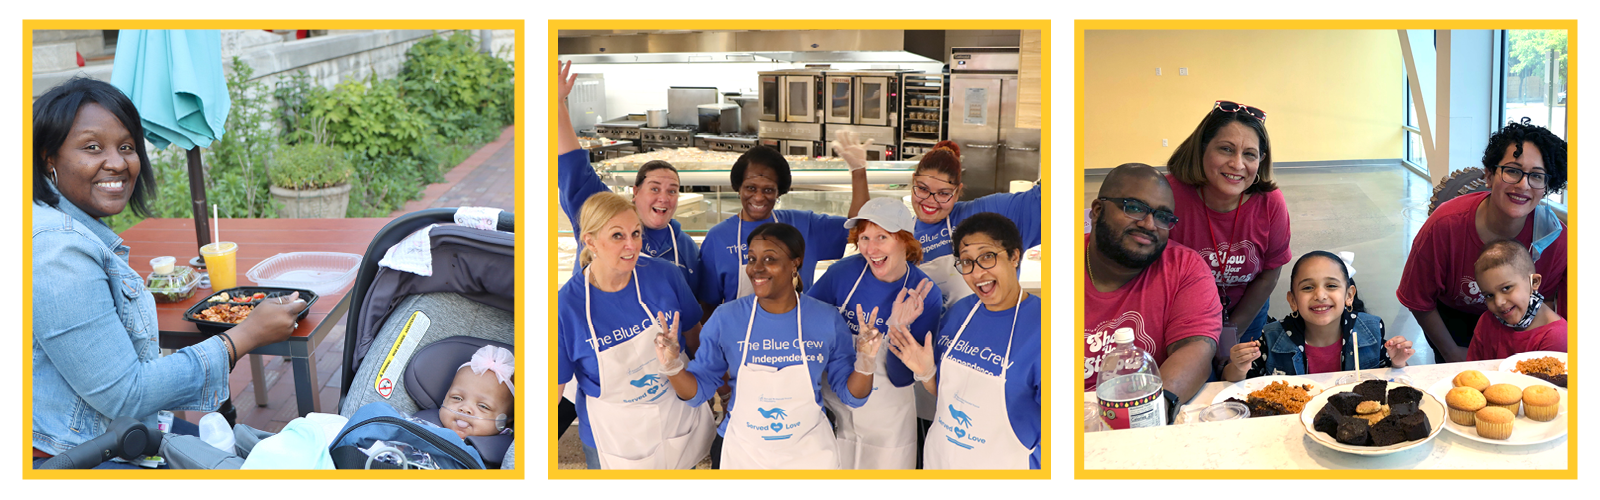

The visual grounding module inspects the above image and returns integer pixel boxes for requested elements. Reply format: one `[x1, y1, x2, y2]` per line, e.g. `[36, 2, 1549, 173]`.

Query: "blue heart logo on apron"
[954, 427, 966, 438]
[772, 423, 785, 434]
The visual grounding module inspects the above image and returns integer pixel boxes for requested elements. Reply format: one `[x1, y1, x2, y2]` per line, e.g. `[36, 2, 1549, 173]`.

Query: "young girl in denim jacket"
[1222, 251, 1415, 381]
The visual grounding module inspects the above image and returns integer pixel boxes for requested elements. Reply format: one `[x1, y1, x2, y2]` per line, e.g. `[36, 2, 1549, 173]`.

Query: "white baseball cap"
[844, 197, 915, 234]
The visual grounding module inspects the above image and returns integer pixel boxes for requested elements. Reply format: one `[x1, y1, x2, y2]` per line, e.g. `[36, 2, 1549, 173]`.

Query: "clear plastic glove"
[853, 304, 884, 375]
[886, 279, 934, 331]
[829, 130, 874, 171]
[887, 323, 935, 382]
[653, 311, 685, 376]
[558, 60, 576, 102]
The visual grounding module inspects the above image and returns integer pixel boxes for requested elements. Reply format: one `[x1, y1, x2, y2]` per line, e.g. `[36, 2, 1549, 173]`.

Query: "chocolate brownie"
[1334, 414, 1371, 446]
[1387, 386, 1423, 416]
[1328, 392, 1369, 416]
[1313, 402, 1342, 435]
[1353, 380, 1389, 405]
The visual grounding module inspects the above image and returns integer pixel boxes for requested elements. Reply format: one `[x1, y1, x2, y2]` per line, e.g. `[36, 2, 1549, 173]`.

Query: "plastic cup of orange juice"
[200, 241, 239, 291]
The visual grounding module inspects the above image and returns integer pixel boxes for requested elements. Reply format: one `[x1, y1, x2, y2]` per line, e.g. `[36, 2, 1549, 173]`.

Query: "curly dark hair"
[1481, 119, 1567, 192]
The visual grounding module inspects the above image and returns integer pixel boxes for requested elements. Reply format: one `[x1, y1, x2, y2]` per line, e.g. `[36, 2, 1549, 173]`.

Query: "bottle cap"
[1113, 327, 1134, 344]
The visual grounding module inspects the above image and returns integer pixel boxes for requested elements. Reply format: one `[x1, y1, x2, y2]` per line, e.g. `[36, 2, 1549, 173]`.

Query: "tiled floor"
[1082, 163, 1441, 363]
[179, 127, 518, 433]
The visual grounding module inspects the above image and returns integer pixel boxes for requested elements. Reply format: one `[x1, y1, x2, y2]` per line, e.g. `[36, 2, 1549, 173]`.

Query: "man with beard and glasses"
[1083, 163, 1222, 403]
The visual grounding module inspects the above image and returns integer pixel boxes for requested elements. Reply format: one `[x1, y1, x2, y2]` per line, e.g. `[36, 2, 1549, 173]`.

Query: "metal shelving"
[900, 72, 947, 158]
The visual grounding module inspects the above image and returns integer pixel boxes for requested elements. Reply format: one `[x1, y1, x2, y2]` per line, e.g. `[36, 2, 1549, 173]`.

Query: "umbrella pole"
[187, 147, 212, 251]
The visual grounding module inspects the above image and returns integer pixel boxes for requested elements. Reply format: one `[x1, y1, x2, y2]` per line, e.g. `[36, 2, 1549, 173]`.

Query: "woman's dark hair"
[731, 145, 792, 195]
[1166, 104, 1276, 194]
[1290, 251, 1366, 313]
[33, 77, 155, 217]
[952, 212, 1024, 263]
[633, 160, 679, 187]
[914, 140, 962, 184]
[748, 222, 805, 292]
[1481, 119, 1567, 193]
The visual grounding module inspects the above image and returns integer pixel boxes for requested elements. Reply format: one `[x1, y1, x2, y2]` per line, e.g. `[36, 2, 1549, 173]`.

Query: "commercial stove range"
[640, 125, 699, 152]
[695, 133, 760, 153]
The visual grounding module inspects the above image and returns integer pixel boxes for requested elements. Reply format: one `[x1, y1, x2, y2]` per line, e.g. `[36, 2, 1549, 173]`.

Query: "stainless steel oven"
[760, 138, 823, 157]
[855, 75, 893, 127]
[826, 124, 898, 161]
[825, 75, 853, 124]
[783, 75, 820, 123]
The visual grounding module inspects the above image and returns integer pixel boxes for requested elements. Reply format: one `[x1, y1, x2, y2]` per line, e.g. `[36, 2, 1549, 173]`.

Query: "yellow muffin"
[1446, 386, 1487, 426]
[1483, 383, 1523, 416]
[1474, 407, 1515, 440]
[1453, 370, 1491, 392]
[1521, 386, 1562, 422]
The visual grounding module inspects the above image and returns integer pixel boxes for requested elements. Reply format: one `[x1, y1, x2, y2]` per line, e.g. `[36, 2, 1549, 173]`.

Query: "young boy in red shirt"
[1466, 239, 1567, 361]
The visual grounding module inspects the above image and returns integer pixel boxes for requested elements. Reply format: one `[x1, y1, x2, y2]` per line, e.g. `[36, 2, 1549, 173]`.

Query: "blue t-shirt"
[684, 294, 866, 436]
[932, 293, 1042, 470]
[807, 254, 944, 388]
[916, 184, 1042, 262]
[556, 256, 704, 449]
[694, 210, 849, 305]
[559, 149, 700, 292]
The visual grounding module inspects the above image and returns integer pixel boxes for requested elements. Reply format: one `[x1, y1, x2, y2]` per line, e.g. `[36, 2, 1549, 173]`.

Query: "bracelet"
[218, 332, 238, 371]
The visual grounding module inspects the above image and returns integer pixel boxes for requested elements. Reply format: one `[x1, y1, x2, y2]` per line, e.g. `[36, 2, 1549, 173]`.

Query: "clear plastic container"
[246, 252, 361, 296]
[1096, 327, 1167, 430]
[1200, 402, 1251, 422]
[147, 266, 201, 303]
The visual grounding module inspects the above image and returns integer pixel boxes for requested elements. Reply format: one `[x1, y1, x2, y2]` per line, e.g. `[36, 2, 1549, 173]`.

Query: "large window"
[1502, 29, 1567, 203]
[1402, 62, 1425, 170]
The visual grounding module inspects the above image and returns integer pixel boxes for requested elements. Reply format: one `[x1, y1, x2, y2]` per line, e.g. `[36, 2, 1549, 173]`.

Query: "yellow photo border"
[21, 19, 525, 479]
[1074, 19, 1577, 480]
[547, 19, 1051, 479]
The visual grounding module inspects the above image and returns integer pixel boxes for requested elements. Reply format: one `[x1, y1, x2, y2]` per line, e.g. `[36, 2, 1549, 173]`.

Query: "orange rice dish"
[1514, 356, 1565, 376]
[1248, 381, 1314, 414]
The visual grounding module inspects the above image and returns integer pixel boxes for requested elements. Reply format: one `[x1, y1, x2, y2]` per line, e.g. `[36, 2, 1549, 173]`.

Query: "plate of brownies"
[1299, 379, 1445, 456]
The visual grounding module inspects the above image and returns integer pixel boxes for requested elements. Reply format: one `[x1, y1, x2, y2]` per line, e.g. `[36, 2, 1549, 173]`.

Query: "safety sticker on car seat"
[374, 311, 431, 398]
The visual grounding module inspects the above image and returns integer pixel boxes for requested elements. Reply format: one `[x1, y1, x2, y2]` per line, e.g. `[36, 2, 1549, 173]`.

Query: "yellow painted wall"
[1083, 30, 1404, 170]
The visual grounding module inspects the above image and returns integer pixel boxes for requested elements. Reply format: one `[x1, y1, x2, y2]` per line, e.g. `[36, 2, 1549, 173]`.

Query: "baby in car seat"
[434, 345, 515, 438]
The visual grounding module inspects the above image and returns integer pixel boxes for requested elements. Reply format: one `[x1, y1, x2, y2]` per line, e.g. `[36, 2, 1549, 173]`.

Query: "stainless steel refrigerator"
[948, 47, 1040, 199]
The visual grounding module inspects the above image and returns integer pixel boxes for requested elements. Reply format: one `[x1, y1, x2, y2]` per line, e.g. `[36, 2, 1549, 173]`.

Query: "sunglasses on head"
[1215, 100, 1266, 122]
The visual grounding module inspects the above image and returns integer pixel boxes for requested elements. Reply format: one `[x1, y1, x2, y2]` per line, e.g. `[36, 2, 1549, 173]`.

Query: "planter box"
[271, 183, 352, 218]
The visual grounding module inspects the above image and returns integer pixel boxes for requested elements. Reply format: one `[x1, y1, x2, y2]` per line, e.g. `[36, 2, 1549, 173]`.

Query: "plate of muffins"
[1298, 379, 1446, 456]
[1425, 369, 1567, 445]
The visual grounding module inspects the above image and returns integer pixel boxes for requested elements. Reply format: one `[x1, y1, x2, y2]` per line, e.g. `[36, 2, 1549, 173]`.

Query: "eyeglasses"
[1215, 100, 1266, 122]
[912, 176, 957, 203]
[1489, 164, 1552, 189]
[1097, 197, 1179, 230]
[954, 251, 1001, 275]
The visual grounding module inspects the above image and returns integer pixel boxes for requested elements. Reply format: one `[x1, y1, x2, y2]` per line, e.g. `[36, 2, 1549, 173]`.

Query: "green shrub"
[268, 142, 355, 190]
[400, 31, 515, 142]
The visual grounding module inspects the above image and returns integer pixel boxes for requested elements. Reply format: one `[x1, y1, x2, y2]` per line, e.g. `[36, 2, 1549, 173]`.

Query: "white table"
[1083, 361, 1568, 469]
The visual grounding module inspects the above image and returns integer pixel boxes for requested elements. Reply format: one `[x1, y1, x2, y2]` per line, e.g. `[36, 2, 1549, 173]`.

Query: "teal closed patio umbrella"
[111, 29, 231, 249]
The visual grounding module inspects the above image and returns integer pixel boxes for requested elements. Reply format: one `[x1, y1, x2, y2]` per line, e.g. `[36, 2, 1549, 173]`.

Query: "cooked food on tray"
[194, 303, 253, 324]
[1311, 380, 1431, 447]
[208, 291, 268, 304]
[1513, 356, 1566, 377]
[1224, 381, 1315, 417]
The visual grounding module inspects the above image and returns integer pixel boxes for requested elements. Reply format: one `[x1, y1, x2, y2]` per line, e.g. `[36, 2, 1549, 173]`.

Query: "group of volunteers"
[554, 61, 1043, 469]
[1084, 100, 1568, 405]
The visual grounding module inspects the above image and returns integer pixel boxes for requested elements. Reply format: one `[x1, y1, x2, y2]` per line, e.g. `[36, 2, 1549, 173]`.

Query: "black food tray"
[182, 287, 319, 335]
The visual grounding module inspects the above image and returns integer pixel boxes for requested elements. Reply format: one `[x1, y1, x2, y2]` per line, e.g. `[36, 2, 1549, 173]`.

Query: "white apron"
[735, 218, 755, 299]
[820, 265, 917, 469]
[919, 218, 973, 308]
[721, 294, 839, 469]
[582, 268, 715, 469]
[924, 295, 1034, 470]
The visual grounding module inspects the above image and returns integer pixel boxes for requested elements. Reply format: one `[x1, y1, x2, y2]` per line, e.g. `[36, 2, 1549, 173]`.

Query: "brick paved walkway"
[186, 126, 517, 433]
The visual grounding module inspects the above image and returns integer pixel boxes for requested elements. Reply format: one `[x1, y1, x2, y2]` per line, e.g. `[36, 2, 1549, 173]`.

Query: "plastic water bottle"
[1096, 328, 1166, 430]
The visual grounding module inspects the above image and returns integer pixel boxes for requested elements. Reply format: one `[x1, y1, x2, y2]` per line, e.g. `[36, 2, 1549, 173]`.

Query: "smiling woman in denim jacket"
[30, 77, 306, 468]
[1222, 251, 1416, 381]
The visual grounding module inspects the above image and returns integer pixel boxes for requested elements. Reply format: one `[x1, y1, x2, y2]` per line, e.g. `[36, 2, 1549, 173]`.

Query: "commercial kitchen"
[554, 29, 1045, 290]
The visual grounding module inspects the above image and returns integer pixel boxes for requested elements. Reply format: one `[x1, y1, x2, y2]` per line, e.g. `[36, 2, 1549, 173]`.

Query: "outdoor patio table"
[120, 217, 388, 418]
[1083, 360, 1569, 469]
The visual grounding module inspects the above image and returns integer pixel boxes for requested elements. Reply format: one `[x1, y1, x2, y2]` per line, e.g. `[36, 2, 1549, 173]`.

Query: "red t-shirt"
[1303, 341, 1342, 375]
[1084, 235, 1223, 391]
[1397, 191, 1568, 317]
[1465, 316, 1568, 362]
[1164, 175, 1293, 310]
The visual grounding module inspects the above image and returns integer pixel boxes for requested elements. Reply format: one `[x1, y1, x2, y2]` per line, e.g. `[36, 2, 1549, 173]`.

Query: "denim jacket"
[1254, 312, 1388, 377]
[32, 188, 230, 455]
